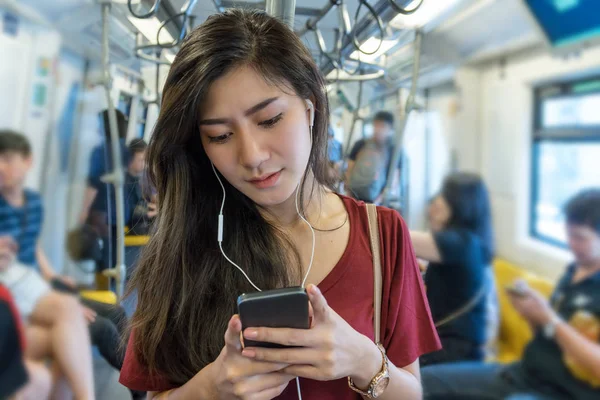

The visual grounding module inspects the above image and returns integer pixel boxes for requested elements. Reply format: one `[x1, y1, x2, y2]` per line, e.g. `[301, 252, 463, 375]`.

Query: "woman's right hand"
[210, 315, 295, 400]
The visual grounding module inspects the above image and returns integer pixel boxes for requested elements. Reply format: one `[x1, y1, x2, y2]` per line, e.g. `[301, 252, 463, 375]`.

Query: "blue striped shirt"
[0, 190, 43, 269]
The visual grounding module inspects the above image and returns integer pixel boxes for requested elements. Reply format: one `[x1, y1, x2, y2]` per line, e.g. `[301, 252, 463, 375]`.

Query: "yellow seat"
[493, 259, 554, 363]
[80, 290, 117, 305]
[124, 235, 150, 246]
[124, 226, 150, 247]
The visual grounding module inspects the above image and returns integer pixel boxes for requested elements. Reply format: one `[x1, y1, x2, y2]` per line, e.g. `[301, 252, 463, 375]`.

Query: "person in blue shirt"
[410, 172, 497, 365]
[79, 109, 130, 273]
[125, 138, 156, 236]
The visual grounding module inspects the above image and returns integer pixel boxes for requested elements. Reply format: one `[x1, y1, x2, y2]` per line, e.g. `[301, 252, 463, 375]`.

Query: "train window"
[531, 77, 600, 247]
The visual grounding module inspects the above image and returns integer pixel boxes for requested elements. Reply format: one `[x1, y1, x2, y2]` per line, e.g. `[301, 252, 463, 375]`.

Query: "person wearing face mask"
[345, 111, 402, 205]
[119, 9, 441, 400]
[410, 173, 497, 366]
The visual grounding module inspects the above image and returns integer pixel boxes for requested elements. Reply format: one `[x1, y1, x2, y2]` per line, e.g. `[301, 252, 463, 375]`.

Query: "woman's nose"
[237, 126, 269, 169]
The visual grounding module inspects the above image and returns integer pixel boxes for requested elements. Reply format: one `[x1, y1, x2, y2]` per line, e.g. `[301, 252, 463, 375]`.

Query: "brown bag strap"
[365, 203, 382, 344]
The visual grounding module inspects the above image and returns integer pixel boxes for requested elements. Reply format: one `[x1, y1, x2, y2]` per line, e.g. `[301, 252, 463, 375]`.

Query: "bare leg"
[51, 363, 73, 400]
[14, 360, 52, 400]
[29, 292, 95, 400]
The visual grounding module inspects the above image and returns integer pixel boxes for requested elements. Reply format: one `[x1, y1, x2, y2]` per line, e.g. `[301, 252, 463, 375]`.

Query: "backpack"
[348, 140, 393, 202]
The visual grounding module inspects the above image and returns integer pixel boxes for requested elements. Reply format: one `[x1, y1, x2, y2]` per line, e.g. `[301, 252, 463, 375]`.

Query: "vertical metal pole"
[383, 30, 422, 208]
[101, 2, 126, 300]
[265, 0, 296, 29]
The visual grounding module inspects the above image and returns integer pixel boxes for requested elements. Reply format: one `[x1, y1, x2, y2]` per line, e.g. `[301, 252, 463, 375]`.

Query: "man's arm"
[509, 286, 600, 380]
[344, 139, 365, 184]
[554, 318, 600, 380]
[345, 160, 355, 182]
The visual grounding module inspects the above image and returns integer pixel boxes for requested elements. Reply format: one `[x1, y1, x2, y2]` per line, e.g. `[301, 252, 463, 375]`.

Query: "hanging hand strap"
[366, 203, 382, 344]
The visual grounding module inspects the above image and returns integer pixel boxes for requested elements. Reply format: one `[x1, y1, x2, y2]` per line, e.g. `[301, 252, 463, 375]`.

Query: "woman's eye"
[259, 113, 283, 128]
[208, 133, 232, 144]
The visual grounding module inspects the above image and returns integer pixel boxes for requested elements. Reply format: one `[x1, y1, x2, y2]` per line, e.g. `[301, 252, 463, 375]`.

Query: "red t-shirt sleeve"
[119, 329, 176, 392]
[378, 208, 441, 367]
[0, 285, 25, 351]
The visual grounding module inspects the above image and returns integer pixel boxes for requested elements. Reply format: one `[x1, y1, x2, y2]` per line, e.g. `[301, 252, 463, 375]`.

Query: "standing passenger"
[119, 9, 440, 400]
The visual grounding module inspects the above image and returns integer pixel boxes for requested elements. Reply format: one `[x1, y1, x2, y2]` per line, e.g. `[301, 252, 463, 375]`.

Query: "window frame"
[530, 76, 600, 248]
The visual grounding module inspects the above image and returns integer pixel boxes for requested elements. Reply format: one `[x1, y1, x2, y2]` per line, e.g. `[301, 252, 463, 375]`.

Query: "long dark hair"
[128, 9, 331, 385]
[441, 172, 495, 263]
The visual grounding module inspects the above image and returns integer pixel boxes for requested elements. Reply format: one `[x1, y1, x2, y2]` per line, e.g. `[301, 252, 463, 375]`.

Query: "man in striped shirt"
[0, 130, 134, 383]
[0, 133, 46, 275]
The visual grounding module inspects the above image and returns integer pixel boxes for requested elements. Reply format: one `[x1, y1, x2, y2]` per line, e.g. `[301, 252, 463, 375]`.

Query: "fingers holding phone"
[241, 285, 370, 382]
[214, 315, 294, 400]
[505, 280, 554, 327]
[505, 279, 529, 297]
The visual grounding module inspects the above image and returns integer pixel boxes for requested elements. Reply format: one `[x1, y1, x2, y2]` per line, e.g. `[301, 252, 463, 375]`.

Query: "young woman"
[119, 9, 440, 400]
[410, 173, 497, 366]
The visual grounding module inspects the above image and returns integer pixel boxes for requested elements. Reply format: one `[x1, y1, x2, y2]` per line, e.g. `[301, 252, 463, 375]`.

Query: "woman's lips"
[248, 170, 282, 189]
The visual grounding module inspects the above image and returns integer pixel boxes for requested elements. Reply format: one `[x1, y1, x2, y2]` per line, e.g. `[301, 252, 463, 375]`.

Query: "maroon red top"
[120, 196, 441, 398]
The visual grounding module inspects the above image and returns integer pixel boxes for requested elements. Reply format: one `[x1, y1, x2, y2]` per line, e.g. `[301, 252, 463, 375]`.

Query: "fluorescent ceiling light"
[127, 15, 174, 44]
[390, 0, 461, 29]
[349, 38, 399, 62]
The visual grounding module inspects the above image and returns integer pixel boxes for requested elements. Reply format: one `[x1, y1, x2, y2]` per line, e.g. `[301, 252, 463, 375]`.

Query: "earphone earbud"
[305, 99, 314, 128]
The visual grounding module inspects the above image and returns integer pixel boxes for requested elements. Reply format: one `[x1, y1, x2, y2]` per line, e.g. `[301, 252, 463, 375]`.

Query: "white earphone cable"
[212, 103, 315, 400]
[212, 163, 263, 292]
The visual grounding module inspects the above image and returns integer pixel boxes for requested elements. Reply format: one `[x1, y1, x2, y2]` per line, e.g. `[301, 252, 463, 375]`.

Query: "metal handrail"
[382, 30, 422, 207]
[128, 0, 161, 19]
[100, 1, 127, 300]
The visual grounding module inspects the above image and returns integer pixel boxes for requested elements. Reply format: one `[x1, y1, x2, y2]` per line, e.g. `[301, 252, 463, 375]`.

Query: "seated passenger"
[78, 110, 130, 273]
[422, 188, 600, 400]
[0, 283, 52, 400]
[125, 139, 156, 235]
[0, 130, 127, 374]
[0, 236, 95, 400]
[410, 173, 496, 365]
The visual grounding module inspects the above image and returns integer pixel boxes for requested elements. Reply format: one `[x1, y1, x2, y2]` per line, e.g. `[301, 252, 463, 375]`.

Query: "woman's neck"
[261, 177, 325, 228]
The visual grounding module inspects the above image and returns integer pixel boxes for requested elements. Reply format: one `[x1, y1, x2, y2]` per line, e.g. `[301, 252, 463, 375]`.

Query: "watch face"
[372, 376, 390, 397]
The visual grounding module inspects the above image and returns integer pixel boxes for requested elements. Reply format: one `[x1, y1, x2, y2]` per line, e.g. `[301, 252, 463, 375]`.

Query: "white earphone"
[305, 98, 314, 129]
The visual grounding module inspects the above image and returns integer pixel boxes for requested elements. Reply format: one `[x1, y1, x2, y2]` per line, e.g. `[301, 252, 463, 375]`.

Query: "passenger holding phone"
[120, 9, 440, 400]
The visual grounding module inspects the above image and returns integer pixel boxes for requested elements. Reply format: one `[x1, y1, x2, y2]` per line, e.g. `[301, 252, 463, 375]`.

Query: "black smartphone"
[237, 287, 310, 348]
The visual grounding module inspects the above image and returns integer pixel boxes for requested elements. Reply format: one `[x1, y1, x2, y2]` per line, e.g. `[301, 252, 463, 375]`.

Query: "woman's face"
[199, 66, 313, 208]
[428, 195, 452, 232]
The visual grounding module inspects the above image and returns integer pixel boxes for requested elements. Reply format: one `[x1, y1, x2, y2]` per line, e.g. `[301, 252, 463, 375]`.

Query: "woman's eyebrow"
[199, 97, 279, 126]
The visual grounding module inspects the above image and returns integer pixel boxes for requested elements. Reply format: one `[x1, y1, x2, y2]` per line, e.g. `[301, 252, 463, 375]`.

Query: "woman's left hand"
[241, 285, 381, 385]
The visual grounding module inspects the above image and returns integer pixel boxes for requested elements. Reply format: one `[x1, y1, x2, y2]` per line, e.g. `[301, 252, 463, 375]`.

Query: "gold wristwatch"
[348, 343, 390, 398]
